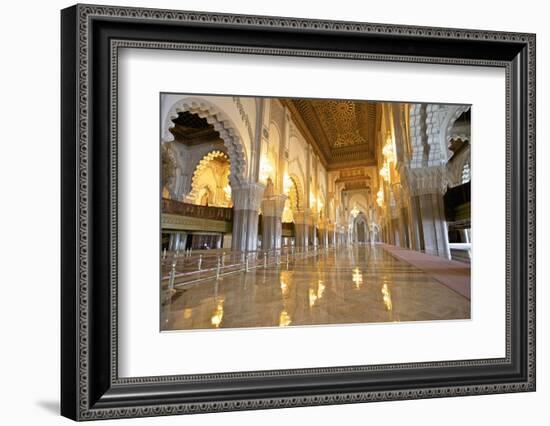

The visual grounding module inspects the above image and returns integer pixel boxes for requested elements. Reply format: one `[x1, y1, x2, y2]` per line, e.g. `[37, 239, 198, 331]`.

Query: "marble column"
[177, 232, 188, 251]
[402, 164, 451, 259]
[418, 193, 451, 259]
[168, 233, 176, 251]
[261, 194, 287, 250]
[231, 182, 265, 252]
[409, 195, 423, 251]
[294, 210, 310, 247]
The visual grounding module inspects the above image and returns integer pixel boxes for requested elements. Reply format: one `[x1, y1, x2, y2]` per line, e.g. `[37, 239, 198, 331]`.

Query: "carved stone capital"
[261, 194, 287, 217]
[293, 209, 312, 225]
[401, 165, 448, 196]
[232, 182, 265, 212]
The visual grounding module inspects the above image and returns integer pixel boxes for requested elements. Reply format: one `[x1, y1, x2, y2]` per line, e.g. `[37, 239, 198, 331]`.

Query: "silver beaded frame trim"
[74, 4, 535, 420]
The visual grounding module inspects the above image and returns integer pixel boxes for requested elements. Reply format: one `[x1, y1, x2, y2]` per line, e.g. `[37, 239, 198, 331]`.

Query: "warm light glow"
[382, 282, 393, 311]
[283, 172, 293, 194]
[382, 144, 396, 164]
[281, 197, 294, 223]
[183, 308, 193, 320]
[309, 191, 316, 208]
[280, 279, 290, 298]
[308, 288, 318, 308]
[210, 298, 225, 328]
[279, 310, 291, 327]
[379, 131, 396, 183]
[259, 155, 273, 183]
[379, 162, 390, 182]
[317, 280, 325, 299]
[308, 280, 326, 308]
[351, 205, 360, 218]
[382, 131, 397, 164]
[223, 184, 231, 198]
[352, 267, 363, 289]
[376, 187, 384, 207]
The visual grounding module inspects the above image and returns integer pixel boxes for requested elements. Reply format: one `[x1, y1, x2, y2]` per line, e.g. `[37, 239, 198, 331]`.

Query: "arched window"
[461, 162, 471, 184]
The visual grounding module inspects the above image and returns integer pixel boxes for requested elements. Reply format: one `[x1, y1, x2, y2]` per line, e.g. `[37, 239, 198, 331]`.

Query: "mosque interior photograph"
[159, 94, 472, 331]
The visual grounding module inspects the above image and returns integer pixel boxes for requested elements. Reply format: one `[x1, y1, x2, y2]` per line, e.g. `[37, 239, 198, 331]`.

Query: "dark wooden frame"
[61, 4, 536, 421]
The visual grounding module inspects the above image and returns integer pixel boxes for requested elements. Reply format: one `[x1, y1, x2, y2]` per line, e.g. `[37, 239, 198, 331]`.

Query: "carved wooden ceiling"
[283, 98, 378, 169]
[170, 111, 222, 145]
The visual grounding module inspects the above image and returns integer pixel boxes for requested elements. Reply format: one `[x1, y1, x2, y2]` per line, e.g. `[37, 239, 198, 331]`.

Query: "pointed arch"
[162, 97, 248, 186]
[288, 173, 305, 211]
[186, 150, 231, 207]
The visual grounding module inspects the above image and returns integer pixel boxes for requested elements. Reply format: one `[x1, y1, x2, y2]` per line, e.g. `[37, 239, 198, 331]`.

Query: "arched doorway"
[186, 150, 232, 208]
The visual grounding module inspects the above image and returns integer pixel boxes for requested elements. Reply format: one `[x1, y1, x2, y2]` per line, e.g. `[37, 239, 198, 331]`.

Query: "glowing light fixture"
[309, 191, 316, 208]
[223, 184, 231, 198]
[283, 172, 293, 194]
[376, 187, 384, 207]
[259, 154, 273, 183]
[351, 205, 360, 218]
[379, 131, 396, 183]
[379, 162, 390, 182]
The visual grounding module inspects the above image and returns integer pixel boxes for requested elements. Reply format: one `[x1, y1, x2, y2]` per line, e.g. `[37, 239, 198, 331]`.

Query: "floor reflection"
[161, 245, 470, 331]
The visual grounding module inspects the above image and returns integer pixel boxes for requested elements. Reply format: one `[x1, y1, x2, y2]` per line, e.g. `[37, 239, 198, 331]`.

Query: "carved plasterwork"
[261, 194, 287, 217]
[161, 142, 178, 197]
[232, 182, 265, 212]
[284, 98, 377, 167]
[401, 165, 448, 196]
[161, 213, 232, 233]
[162, 97, 248, 186]
[186, 150, 231, 207]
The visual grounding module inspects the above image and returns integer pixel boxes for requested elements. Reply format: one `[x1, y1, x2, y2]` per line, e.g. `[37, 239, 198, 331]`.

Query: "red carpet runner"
[380, 243, 470, 300]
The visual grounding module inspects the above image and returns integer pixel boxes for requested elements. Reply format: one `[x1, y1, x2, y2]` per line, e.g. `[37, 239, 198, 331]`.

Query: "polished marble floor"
[161, 244, 470, 331]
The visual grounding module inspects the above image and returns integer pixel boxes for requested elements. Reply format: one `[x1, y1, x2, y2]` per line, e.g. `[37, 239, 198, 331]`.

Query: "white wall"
[0, 0, 546, 425]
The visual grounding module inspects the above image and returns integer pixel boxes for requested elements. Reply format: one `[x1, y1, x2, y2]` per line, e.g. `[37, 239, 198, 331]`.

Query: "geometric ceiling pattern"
[284, 98, 378, 168]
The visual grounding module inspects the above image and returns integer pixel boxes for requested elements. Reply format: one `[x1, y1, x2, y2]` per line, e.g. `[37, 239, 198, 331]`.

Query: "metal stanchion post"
[216, 257, 221, 280]
[168, 262, 176, 291]
[245, 254, 249, 272]
[264, 252, 268, 268]
[198, 254, 202, 271]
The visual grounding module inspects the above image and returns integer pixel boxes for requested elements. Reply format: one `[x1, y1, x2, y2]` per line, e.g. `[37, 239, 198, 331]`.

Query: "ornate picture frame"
[61, 4, 535, 421]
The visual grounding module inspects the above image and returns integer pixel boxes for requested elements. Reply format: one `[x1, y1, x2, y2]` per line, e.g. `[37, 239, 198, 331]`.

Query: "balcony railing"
[162, 198, 233, 222]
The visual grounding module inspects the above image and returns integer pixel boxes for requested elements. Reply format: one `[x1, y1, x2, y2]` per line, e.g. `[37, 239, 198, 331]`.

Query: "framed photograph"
[61, 4, 536, 421]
